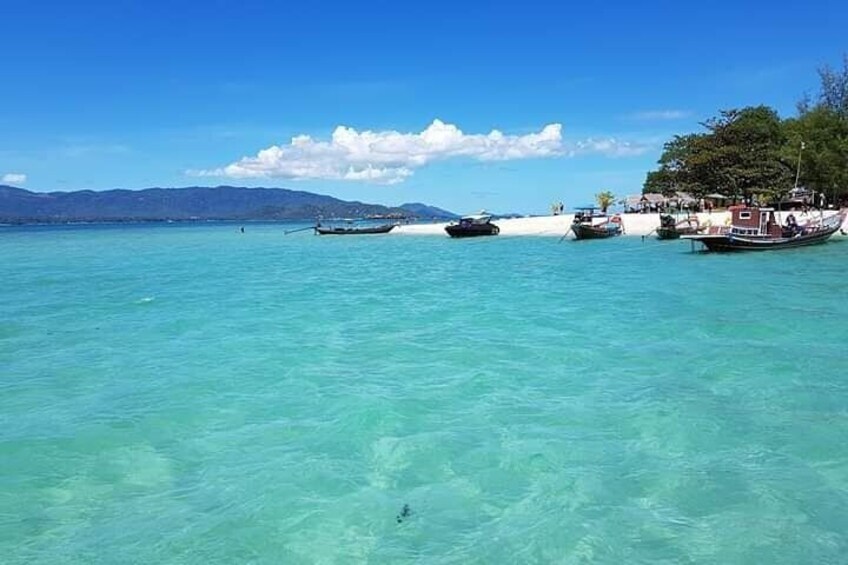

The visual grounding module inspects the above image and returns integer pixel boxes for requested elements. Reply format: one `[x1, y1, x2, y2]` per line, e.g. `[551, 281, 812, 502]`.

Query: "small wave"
[136, 297, 155, 304]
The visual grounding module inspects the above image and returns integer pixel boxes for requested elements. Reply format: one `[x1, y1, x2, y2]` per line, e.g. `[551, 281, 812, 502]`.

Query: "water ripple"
[1, 225, 847, 563]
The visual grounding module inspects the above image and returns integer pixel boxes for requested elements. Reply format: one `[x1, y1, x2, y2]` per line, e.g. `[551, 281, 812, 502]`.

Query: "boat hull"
[656, 226, 699, 240]
[572, 223, 622, 240]
[315, 224, 395, 235]
[684, 224, 841, 251]
[445, 223, 500, 238]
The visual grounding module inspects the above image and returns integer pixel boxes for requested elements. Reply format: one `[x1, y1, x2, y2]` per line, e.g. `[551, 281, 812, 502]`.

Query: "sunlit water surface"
[2, 223, 847, 563]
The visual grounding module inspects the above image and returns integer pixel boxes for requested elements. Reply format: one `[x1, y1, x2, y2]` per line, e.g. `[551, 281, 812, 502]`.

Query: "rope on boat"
[284, 225, 317, 235]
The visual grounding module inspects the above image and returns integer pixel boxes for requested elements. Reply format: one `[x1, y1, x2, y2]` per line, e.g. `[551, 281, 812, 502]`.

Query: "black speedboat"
[445, 214, 500, 238]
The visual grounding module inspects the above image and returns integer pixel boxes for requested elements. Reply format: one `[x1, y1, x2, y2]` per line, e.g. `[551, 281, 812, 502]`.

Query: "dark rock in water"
[396, 503, 412, 523]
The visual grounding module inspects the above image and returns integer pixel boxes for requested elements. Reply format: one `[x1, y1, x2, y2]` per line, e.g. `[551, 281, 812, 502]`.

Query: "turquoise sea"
[2, 223, 848, 564]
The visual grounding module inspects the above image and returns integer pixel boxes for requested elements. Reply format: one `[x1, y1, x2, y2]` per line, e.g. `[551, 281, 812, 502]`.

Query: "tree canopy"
[644, 56, 848, 205]
[595, 190, 615, 213]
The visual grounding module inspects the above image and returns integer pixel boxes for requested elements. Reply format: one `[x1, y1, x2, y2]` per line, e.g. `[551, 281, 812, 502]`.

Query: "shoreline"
[394, 211, 848, 237]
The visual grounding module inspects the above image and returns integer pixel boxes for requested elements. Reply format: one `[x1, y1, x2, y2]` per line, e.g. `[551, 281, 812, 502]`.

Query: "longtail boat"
[314, 220, 396, 235]
[570, 208, 623, 240]
[315, 224, 395, 235]
[656, 213, 703, 240]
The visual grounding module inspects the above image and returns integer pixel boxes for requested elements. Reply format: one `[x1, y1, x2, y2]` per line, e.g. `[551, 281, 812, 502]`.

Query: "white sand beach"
[394, 210, 848, 238]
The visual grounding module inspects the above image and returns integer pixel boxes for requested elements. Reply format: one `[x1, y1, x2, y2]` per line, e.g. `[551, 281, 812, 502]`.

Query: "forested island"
[0, 185, 457, 224]
[644, 56, 848, 205]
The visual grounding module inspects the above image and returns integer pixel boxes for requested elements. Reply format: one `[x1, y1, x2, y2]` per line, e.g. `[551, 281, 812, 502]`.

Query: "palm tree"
[595, 190, 616, 214]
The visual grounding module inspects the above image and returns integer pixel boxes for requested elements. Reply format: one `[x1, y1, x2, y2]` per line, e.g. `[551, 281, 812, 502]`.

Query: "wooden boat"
[656, 213, 703, 239]
[314, 221, 395, 235]
[683, 205, 845, 251]
[570, 208, 623, 239]
[445, 214, 500, 238]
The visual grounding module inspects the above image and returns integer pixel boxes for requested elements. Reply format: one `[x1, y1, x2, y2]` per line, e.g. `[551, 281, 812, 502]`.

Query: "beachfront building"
[624, 192, 701, 213]
[668, 191, 698, 210]
[624, 193, 665, 213]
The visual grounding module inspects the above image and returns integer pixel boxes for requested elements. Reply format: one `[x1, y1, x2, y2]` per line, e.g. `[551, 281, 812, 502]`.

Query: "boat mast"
[793, 141, 805, 190]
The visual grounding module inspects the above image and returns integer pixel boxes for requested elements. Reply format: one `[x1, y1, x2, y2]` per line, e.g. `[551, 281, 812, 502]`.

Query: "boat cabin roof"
[573, 206, 607, 218]
[729, 205, 774, 212]
[321, 217, 370, 222]
[460, 214, 492, 222]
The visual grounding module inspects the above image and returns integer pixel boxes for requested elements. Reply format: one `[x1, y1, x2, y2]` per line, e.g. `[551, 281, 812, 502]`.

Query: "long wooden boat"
[315, 223, 395, 235]
[683, 206, 845, 251]
[570, 209, 623, 240]
[445, 214, 500, 238]
[656, 214, 702, 240]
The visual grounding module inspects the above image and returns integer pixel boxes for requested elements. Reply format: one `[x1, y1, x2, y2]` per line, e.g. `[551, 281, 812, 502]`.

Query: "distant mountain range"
[0, 185, 458, 224]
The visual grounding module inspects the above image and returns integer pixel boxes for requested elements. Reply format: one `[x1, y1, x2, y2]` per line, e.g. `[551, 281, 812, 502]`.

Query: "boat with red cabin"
[682, 205, 845, 251]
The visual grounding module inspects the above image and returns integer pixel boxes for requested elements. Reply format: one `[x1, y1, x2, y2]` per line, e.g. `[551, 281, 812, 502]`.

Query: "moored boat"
[314, 220, 396, 235]
[656, 213, 703, 240]
[445, 213, 500, 238]
[683, 205, 845, 251]
[570, 208, 623, 239]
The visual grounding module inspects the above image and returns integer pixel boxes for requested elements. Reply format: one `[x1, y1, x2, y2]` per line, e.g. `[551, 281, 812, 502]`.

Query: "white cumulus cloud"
[2, 173, 27, 184]
[571, 138, 650, 157]
[629, 110, 691, 121]
[192, 119, 648, 184]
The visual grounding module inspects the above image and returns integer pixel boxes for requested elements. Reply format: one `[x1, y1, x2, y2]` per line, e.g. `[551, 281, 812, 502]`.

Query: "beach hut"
[704, 193, 729, 210]
[625, 193, 665, 213]
[673, 191, 698, 210]
[624, 195, 643, 213]
[641, 193, 666, 213]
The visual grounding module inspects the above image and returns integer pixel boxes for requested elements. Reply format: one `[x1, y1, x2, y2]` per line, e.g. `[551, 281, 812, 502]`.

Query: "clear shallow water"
[2, 224, 848, 564]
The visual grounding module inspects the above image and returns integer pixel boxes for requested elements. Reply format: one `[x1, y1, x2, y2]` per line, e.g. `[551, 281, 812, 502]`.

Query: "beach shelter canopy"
[641, 193, 666, 204]
[674, 191, 698, 205]
[624, 195, 643, 209]
[705, 193, 729, 199]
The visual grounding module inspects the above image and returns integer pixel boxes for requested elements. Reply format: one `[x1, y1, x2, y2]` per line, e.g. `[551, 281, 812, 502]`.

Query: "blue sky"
[2, 0, 846, 213]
